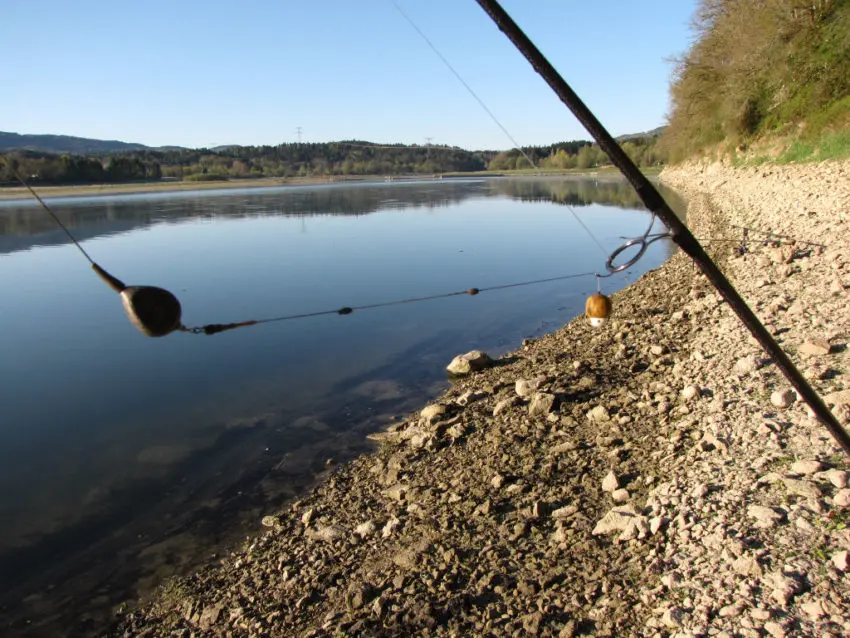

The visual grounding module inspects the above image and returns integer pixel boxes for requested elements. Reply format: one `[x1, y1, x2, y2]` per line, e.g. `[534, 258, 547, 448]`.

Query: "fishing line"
[390, 0, 670, 286]
[474, 0, 850, 456]
[7, 165, 96, 265]
[390, 0, 537, 171]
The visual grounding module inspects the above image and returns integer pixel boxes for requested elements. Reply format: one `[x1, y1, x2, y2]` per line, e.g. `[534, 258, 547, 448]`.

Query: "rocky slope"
[116, 160, 850, 637]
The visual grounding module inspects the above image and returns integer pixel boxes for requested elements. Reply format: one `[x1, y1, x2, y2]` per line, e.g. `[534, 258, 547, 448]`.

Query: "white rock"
[592, 505, 638, 535]
[782, 478, 822, 499]
[790, 459, 825, 475]
[602, 470, 619, 493]
[833, 489, 850, 507]
[446, 350, 492, 376]
[770, 388, 796, 408]
[747, 505, 785, 528]
[381, 516, 401, 538]
[799, 340, 831, 356]
[301, 508, 315, 526]
[420, 404, 447, 422]
[733, 355, 761, 375]
[661, 606, 684, 628]
[355, 520, 376, 537]
[612, 488, 630, 503]
[832, 550, 849, 571]
[650, 344, 667, 356]
[261, 515, 280, 528]
[492, 397, 517, 416]
[310, 524, 343, 542]
[764, 621, 786, 638]
[587, 405, 609, 422]
[649, 516, 664, 535]
[528, 392, 556, 416]
[515, 377, 545, 397]
[823, 469, 848, 488]
[551, 505, 578, 519]
[491, 474, 505, 489]
[801, 600, 826, 619]
[681, 385, 700, 402]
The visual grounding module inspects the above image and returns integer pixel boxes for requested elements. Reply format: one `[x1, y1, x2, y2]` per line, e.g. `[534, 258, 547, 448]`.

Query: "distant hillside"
[0, 132, 175, 155]
[660, 0, 850, 162]
[617, 126, 666, 142]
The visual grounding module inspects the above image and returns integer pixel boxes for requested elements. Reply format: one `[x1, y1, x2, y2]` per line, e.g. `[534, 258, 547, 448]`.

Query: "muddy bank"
[116, 160, 850, 637]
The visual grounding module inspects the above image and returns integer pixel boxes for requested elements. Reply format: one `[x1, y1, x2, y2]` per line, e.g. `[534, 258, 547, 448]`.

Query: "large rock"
[592, 505, 642, 535]
[446, 350, 493, 376]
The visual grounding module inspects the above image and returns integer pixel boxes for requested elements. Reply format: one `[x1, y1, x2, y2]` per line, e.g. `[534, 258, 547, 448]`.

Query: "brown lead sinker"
[585, 293, 612, 328]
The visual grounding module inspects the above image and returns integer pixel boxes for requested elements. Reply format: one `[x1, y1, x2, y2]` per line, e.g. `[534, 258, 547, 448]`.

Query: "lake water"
[0, 177, 680, 635]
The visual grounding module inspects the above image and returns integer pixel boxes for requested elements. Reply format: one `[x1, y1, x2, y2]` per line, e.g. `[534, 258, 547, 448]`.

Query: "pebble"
[833, 551, 850, 572]
[770, 389, 795, 408]
[602, 471, 619, 492]
[790, 459, 825, 475]
[611, 488, 630, 503]
[799, 340, 831, 356]
[823, 469, 849, 488]
[681, 385, 700, 402]
[587, 405, 610, 422]
[747, 505, 785, 528]
[834, 489, 850, 507]
[733, 354, 761, 375]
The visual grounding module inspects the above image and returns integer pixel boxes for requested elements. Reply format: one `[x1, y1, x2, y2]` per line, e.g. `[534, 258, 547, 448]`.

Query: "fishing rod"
[473, 0, 850, 457]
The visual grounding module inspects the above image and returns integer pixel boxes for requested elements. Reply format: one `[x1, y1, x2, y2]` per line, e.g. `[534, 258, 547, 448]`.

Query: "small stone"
[783, 478, 822, 499]
[791, 460, 825, 475]
[516, 377, 545, 397]
[301, 508, 315, 526]
[681, 385, 700, 402]
[355, 520, 376, 537]
[261, 515, 280, 528]
[446, 350, 493, 376]
[751, 608, 771, 621]
[310, 524, 343, 542]
[420, 404, 447, 422]
[382, 516, 401, 538]
[770, 389, 795, 408]
[587, 405, 609, 422]
[799, 340, 831, 356]
[764, 621, 786, 638]
[493, 397, 517, 416]
[384, 483, 408, 501]
[801, 600, 826, 619]
[691, 483, 709, 498]
[592, 505, 639, 535]
[529, 392, 556, 417]
[832, 550, 849, 571]
[833, 489, 850, 507]
[551, 505, 578, 519]
[649, 516, 664, 535]
[732, 555, 763, 578]
[747, 505, 785, 528]
[733, 355, 761, 375]
[661, 606, 684, 628]
[491, 474, 505, 489]
[602, 471, 619, 493]
[611, 488, 630, 503]
[650, 344, 667, 356]
[824, 469, 848, 488]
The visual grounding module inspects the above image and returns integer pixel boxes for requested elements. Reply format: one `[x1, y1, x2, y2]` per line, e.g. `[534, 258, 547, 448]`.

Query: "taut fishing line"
[472, 0, 850, 456]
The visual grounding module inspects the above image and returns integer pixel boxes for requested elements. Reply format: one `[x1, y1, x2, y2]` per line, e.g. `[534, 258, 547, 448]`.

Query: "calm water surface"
[0, 177, 680, 635]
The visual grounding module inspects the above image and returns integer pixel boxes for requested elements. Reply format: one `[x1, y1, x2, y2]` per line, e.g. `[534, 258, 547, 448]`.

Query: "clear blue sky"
[3, 1, 698, 150]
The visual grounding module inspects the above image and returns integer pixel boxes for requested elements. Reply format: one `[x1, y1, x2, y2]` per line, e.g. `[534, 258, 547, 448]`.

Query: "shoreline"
[0, 168, 647, 203]
[112, 158, 850, 636]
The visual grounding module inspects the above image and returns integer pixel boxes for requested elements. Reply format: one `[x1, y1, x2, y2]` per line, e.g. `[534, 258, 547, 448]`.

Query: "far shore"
[0, 166, 658, 203]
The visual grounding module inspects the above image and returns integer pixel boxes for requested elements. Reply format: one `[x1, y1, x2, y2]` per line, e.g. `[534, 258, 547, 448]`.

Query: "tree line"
[1, 135, 665, 187]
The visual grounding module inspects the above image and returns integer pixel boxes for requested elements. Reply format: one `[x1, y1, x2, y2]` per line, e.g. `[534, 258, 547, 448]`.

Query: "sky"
[3, 1, 698, 150]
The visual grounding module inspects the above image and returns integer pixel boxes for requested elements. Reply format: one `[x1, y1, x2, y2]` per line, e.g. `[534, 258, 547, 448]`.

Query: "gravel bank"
[117, 160, 850, 637]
